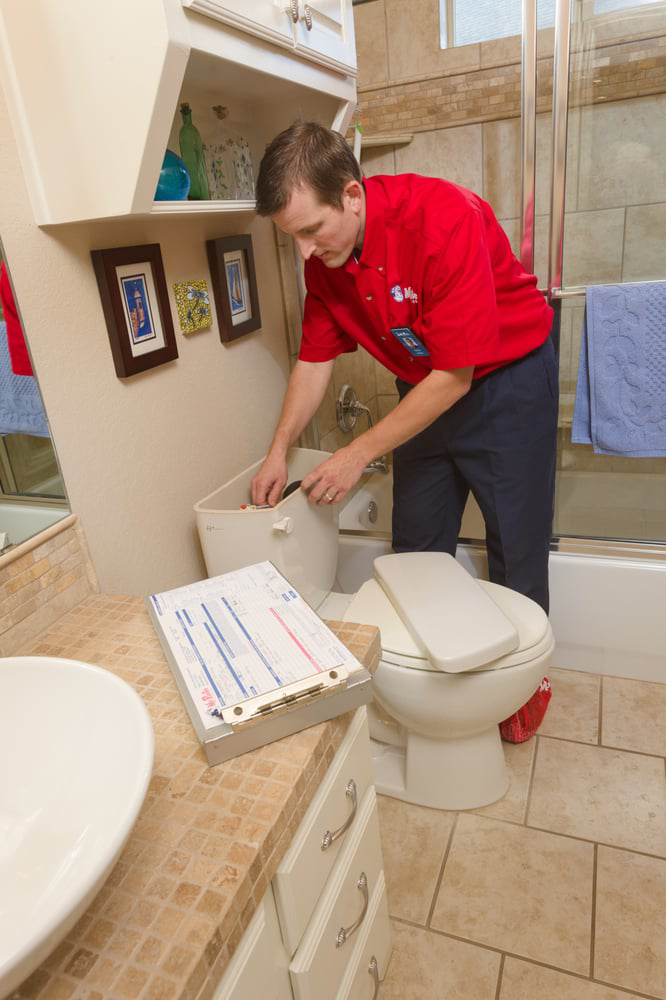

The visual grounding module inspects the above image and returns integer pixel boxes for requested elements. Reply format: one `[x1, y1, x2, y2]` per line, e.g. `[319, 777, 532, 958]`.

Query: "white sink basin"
[0, 656, 154, 996]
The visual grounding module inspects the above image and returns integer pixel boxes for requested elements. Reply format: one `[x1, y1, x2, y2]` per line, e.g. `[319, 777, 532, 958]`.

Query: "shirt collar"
[350, 177, 387, 273]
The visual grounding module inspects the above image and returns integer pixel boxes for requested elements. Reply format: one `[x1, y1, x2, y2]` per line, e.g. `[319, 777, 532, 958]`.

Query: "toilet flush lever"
[272, 516, 294, 534]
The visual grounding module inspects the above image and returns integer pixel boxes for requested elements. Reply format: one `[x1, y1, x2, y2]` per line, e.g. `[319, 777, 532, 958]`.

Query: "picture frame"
[206, 234, 261, 342]
[91, 243, 178, 377]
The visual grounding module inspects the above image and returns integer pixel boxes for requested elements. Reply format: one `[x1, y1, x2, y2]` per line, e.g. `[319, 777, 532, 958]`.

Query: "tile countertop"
[10, 595, 381, 1000]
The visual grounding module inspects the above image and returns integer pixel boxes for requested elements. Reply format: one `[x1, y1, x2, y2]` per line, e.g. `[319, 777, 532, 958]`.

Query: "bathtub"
[0, 502, 69, 552]
[337, 474, 666, 685]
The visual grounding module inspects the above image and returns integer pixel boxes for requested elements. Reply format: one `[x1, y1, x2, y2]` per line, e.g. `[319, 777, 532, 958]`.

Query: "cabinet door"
[293, 0, 357, 74]
[181, 0, 295, 50]
[212, 890, 292, 1000]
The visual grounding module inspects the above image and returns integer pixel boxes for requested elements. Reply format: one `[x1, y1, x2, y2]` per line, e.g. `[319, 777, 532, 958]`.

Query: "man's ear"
[343, 179, 364, 213]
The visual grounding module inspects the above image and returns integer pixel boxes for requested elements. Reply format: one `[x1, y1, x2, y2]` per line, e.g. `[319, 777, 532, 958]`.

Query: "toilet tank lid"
[373, 552, 519, 673]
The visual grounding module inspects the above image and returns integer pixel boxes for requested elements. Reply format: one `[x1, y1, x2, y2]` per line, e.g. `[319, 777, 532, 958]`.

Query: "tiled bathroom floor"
[375, 667, 666, 999]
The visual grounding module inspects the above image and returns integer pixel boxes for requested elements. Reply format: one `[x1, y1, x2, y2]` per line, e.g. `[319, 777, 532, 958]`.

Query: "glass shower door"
[547, 0, 666, 543]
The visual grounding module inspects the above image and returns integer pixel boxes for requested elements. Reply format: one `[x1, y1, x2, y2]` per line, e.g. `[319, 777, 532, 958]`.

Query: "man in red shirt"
[252, 122, 557, 614]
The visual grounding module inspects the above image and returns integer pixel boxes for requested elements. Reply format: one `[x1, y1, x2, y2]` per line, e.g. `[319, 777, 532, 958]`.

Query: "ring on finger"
[324, 492, 333, 502]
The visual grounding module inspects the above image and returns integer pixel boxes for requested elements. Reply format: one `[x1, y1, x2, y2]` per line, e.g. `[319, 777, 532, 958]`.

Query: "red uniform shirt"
[299, 174, 553, 383]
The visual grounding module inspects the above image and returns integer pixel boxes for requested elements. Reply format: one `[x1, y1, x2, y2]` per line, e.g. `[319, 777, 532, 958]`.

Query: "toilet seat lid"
[344, 552, 548, 674]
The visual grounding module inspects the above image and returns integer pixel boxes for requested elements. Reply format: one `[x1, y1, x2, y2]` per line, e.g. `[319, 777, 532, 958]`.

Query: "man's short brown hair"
[255, 121, 362, 217]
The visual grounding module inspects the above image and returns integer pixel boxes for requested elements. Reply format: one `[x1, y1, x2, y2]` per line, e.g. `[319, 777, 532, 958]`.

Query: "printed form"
[149, 561, 359, 730]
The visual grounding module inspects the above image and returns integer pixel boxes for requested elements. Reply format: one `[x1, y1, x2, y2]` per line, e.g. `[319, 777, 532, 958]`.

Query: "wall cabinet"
[181, 0, 356, 75]
[0, 0, 356, 226]
[212, 709, 392, 1000]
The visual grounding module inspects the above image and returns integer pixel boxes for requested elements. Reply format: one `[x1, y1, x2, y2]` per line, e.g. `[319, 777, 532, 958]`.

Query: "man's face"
[271, 181, 364, 268]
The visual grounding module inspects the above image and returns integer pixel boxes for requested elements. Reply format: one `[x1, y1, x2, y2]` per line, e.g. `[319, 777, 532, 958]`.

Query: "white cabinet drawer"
[274, 708, 374, 955]
[288, 786, 383, 1000]
[336, 873, 391, 1000]
[211, 890, 291, 1000]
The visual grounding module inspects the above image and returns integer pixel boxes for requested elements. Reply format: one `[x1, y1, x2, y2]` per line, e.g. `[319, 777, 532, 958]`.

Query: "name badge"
[390, 327, 430, 357]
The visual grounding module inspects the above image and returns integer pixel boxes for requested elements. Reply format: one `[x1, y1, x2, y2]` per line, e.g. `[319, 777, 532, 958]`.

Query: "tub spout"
[364, 455, 389, 475]
[336, 383, 389, 475]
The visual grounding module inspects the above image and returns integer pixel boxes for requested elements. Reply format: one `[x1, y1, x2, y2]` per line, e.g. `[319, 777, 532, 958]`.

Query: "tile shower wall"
[0, 516, 99, 655]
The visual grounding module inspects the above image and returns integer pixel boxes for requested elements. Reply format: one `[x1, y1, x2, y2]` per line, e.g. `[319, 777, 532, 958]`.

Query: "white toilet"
[195, 448, 554, 811]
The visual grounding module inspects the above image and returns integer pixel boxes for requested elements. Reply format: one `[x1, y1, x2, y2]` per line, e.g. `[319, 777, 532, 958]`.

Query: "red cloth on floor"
[0, 260, 33, 376]
[500, 677, 552, 743]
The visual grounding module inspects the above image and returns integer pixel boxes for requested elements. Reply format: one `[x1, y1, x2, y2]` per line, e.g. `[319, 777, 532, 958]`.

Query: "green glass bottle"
[178, 102, 210, 201]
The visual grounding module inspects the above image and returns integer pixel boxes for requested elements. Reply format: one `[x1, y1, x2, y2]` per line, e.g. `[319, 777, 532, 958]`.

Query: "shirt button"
[381, 335, 387, 341]
[366, 294, 372, 301]
[378, 265, 384, 272]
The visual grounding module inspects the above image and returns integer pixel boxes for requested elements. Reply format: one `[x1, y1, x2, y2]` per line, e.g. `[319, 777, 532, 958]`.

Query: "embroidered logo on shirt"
[403, 286, 418, 304]
[390, 284, 404, 302]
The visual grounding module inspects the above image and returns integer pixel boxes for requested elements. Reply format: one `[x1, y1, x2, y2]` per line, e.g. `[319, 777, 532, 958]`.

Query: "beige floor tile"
[538, 667, 601, 744]
[379, 921, 501, 999]
[431, 814, 593, 974]
[528, 737, 666, 855]
[500, 956, 647, 998]
[473, 738, 535, 823]
[595, 846, 666, 997]
[602, 676, 666, 757]
[376, 795, 455, 924]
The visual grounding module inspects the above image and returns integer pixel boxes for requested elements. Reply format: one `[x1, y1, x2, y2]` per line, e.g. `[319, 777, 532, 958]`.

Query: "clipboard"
[146, 561, 373, 765]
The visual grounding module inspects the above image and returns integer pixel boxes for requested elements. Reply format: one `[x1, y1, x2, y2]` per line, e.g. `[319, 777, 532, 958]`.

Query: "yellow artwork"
[173, 280, 212, 334]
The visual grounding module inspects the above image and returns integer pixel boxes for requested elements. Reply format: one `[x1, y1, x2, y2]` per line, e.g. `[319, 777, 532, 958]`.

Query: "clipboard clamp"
[221, 665, 349, 728]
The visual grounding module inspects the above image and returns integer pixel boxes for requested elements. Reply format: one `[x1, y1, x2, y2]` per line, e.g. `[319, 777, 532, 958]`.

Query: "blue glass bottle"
[155, 149, 190, 201]
[178, 103, 210, 201]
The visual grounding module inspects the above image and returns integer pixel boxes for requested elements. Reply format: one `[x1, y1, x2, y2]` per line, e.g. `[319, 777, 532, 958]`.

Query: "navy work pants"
[392, 337, 559, 613]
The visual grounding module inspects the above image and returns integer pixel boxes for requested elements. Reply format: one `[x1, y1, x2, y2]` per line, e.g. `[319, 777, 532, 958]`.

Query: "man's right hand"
[251, 452, 288, 507]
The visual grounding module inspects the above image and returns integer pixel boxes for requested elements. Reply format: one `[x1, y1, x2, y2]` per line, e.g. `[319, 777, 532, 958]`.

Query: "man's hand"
[251, 452, 288, 507]
[300, 443, 369, 506]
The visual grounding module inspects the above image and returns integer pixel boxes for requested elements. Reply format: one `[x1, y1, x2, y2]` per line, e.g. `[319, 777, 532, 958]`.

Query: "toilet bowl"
[195, 448, 554, 811]
[340, 553, 553, 809]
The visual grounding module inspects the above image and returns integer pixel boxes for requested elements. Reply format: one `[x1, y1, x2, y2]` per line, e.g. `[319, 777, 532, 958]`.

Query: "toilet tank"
[194, 448, 339, 610]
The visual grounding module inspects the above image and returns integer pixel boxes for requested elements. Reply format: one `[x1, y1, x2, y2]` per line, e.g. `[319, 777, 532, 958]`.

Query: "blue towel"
[572, 282, 666, 456]
[0, 320, 49, 437]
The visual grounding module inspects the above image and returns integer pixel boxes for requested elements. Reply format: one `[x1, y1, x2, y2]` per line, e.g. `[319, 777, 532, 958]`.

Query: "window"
[440, 0, 555, 48]
[440, 0, 661, 47]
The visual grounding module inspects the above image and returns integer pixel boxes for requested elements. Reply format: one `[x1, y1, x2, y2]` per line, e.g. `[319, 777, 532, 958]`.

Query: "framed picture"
[206, 234, 261, 342]
[91, 243, 178, 377]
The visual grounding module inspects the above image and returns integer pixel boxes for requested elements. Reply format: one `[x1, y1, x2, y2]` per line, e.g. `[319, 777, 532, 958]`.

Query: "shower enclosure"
[530, 0, 666, 547]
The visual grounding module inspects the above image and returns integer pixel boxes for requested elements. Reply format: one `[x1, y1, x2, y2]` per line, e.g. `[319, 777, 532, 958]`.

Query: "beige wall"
[0, 89, 293, 597]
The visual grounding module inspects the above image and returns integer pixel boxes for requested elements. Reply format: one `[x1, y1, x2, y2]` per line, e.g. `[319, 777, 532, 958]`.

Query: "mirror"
[0, 241, 69, 553]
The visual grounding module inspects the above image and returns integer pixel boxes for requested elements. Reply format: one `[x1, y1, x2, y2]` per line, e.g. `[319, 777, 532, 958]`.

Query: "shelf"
[361, 134, 414, 149]
[150, 199, 256, 217]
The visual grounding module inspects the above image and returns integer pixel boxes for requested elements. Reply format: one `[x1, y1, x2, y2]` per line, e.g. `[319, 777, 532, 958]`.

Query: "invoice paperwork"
[147, 561, 373, 764]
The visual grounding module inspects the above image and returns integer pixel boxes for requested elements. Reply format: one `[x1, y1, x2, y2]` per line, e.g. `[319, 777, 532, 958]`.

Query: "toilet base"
[370, 726, 509, 811]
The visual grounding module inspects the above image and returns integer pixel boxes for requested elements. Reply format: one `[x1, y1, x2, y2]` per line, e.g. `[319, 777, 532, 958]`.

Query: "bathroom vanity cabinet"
[214, 709, 392, 1000]
[0, 0, 356, 225]
[10, 590, 388, 999]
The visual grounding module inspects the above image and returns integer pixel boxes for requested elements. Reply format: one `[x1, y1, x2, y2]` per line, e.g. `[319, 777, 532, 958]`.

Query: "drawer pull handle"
[336, 871, 368, 948]
[368, 956, 380, 999]
[321, 778, 357, 851]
